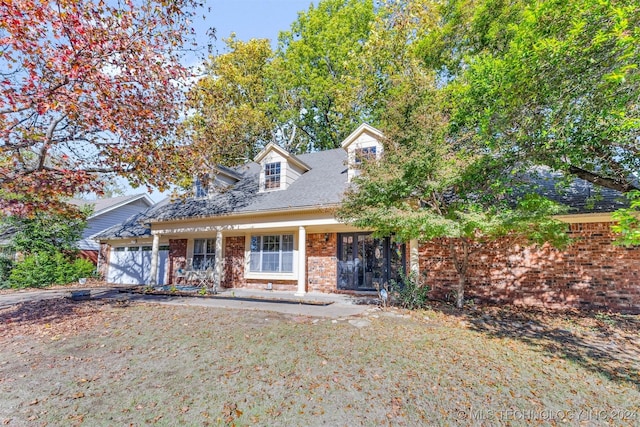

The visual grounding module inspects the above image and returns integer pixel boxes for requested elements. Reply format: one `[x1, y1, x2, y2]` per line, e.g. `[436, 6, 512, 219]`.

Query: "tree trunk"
[450, 238, 470, 309]
[456, 275, 465, 309]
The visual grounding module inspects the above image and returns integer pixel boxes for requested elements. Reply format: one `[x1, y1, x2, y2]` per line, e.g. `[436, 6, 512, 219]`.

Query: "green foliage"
[186, 37, 277, 169]
[7, 208, 89, 255]
[275, 0, 376, 150]
[8, 252, 95, 289]
[390, 271, 431, 310]
[612, 191, 640, 246]
[433, 0, 639, 195]
[0, 256, 14, 289]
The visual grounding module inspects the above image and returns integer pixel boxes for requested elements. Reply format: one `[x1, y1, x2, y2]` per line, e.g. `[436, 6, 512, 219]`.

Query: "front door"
[337, 233, 405, 291]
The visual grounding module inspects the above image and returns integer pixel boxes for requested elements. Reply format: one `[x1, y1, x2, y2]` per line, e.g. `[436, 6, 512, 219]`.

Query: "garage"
[107, 245, 169, 285]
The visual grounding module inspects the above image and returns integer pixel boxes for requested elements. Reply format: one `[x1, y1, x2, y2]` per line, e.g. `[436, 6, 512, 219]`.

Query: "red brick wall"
[169, 239, 187, 284]
[245, 279, 297, 291]
[307, 233, 338, 293]
[222, 233, 339, 292]
[79, 250, 98, 265]
[420, 222, 640, 313]
[223, 236, 246, 288]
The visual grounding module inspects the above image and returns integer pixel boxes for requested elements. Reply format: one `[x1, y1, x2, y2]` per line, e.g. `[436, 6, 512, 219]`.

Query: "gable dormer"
[341, 123, 384, 182]
[254, 143, 310, 192]
[193, 166, 242, 198]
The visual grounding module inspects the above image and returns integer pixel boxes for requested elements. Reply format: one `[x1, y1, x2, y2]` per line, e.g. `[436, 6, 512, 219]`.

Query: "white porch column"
[409, 238, 420, 277]
[295, 226, 306, 296]
[214, 229, 223, 291]
[149, 233, 161, 286]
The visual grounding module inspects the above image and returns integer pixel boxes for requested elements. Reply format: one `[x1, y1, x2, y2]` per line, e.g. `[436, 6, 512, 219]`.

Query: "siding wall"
[80, 201, 150, 250]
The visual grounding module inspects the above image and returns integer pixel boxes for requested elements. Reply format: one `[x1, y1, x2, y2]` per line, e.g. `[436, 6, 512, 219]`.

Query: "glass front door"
[337, 233, 405, 291]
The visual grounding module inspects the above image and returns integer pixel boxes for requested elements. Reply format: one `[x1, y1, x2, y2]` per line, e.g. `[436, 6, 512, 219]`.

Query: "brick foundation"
[168, 239, 187, 284]
[420, 222, 640, 313]
[245, 279, 297, 291]
[307, 233, 338, 293]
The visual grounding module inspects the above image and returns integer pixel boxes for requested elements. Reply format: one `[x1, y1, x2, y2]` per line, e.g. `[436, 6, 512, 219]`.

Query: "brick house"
[96, 124, 639, 313]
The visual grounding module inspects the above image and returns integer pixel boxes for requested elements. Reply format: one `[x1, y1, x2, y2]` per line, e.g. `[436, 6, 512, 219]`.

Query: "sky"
[194, 0, 314, 54]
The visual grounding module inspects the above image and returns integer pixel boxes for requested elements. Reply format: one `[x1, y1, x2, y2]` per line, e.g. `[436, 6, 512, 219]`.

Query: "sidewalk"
[0, 285, 376, 319]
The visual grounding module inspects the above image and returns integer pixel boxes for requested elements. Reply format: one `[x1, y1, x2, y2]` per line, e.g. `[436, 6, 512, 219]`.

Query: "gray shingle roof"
[69, 193, 153, 218]
[523, 168, 628, 214]
[93, 198, 171, 240]
[95, 149, 630, 241]
[151, 148, 349, 222]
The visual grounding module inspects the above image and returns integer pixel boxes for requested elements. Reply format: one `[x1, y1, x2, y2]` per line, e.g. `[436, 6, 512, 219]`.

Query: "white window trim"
[263, 161, 282, 192]
[244, 232, 298, 280]
[192, 238, 216, 270]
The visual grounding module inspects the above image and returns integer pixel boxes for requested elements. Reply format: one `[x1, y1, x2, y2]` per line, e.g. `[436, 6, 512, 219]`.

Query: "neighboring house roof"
[94, 198, 172, 240]
[70, 193, 154, 218]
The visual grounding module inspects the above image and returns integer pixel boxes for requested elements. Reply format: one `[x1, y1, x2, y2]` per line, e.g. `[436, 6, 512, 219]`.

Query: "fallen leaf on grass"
[72, 392, 84, 399]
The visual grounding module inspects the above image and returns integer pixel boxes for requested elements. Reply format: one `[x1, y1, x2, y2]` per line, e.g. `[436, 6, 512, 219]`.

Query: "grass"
[0, 299, 639, 426]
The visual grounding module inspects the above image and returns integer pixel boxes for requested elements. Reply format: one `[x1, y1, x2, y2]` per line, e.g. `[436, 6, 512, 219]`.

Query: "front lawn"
[0, 299, 638, 426]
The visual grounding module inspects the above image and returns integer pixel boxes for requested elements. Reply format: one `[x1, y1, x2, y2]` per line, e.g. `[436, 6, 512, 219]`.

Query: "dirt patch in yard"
[1, 299, 639, 426]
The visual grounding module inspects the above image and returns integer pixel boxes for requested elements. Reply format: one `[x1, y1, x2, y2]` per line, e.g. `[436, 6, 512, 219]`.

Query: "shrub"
[0, 257, 14, 289]
[390, 271, 431, 310]
[8, 251, 95, 289]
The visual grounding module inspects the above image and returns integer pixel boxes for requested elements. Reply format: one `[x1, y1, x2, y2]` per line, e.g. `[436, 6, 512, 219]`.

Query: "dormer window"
[254, 143, 310, 193]
[341, 123, 384, 182]
[355, 146, 377, 164]
[194, 175, 209, 198]
[264, 162, 281, 190]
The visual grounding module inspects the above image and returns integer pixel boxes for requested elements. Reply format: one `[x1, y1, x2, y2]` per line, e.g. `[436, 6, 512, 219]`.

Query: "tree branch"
[567, 165, 639, 193]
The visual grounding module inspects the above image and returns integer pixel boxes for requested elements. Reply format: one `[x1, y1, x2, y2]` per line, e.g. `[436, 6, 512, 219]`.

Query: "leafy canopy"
[0, 0, 202, 216]
[427, 0, 640, 194]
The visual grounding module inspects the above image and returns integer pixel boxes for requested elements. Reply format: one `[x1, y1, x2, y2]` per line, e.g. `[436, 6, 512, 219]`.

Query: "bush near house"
[0, 257, 13, 289]
[8, 252, 95, 289]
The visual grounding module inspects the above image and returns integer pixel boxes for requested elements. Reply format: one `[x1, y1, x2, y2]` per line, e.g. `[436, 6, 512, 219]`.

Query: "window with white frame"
[193, 238, 215, 270]
[194, 175, 209, 198]
[355, 146, 377, 164]
[264, 162, 281, 190]
[249, 234, 294, 273]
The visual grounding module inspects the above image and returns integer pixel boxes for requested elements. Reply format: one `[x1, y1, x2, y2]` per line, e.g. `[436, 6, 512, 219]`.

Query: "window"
[194, 175, 209, 198]
[193, 238, 215, 270]
[264, 162, 281, 190]
[250, 234, 294, 273]
[355, 146, 377, 164]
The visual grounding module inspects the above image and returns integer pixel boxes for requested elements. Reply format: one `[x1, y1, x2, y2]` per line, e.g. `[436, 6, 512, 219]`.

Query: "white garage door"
[107, 245, 169, 285]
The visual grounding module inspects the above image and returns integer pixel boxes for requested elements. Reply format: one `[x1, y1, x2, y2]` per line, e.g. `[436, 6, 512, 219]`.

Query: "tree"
[275, 0, 376, 151]
[423, 0, 639, 194]
[1, 0, 201, 217]
[1, 209, 93, 288]
[3, 208, 89, 255]
[338, 20, 570, 308]
[186, 37, 277, 170]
